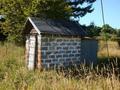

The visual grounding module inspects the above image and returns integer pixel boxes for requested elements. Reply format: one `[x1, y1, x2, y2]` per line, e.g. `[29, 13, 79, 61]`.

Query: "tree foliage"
[86, 22, 101, 37]
[100, 24, 117, 40]
[0, 0, 71, 42]
[0, 0, 38, 42]
[0, 0, 96, 42]
[102, 24, 116, 34]
[68, 0, 96, 20]
[36, 0, 72, 19]
[117, 29, 120, 37]
[0, 16, 6, 41]
[84, 23, 120, 41]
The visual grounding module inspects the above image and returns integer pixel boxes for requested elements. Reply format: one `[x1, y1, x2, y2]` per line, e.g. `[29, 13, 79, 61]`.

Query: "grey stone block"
[66, 58, 71, 61]
[49, 46, 55, 50]
[66, 51, 71, 53]
[63, 54, 68, 58]
[59, 58, 65, 61]
[59, 50, 65, 54]
[67, 43, 71, 45]
[57, 47, 62, 50]
[72, 43, 77, 45]
[56, 55, 62, 58]
[70, 39, 75, 42]
[42, 47, 48, 50]
[45, 60, 51, 63]
[69, 54, 74, 57]
[63, 47, 68, 50]
[57, 39, 63, 42]
[42, 55, 47, 59]
[69, 47, 74, 49]
[60, 43, 65, 45]
[49, 38, 55, 42]
[49, 55, 55, 58]
[42, 37, 49, 42]
[42, 42, 51, 46]
[75, 54, 80, 57]
[41, 52, 45, 55]
[72, 50, 77, 53]
[46, 51, 52, 55]
[52, 59, 58, 62]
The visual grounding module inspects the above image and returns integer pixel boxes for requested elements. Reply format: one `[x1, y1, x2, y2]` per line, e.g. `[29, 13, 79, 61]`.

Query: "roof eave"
[28, 17, 41, 35]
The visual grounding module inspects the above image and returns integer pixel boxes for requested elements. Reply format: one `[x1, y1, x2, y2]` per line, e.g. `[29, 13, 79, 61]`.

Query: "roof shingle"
[24, 17, 87, 36]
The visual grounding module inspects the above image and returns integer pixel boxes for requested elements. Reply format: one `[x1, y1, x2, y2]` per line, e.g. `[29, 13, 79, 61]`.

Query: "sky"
[79, 0, 120, 29]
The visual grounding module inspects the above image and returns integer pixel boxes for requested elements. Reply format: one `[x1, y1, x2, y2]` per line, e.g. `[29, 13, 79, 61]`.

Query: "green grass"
[0, 42, 120, 90]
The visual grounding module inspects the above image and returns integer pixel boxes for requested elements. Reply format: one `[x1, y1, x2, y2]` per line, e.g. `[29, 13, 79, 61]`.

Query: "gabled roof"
[24, 17, 87, 36]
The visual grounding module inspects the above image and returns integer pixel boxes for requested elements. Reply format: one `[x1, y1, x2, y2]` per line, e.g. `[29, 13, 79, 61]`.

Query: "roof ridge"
[24, 17, 86, 36]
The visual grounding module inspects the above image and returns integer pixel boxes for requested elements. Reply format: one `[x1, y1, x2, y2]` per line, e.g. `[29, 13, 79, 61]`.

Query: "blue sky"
[79, 0, 120, 29]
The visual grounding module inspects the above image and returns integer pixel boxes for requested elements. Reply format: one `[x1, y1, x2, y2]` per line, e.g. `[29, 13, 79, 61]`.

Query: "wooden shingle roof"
[24, 17, 87, 36]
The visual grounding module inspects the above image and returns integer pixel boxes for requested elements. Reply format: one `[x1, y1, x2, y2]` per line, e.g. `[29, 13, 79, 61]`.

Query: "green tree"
[101, 24, 117, 40]
[0, 0, 96, 42]
[0, 0, 71, 42]
[0, 0, 38, 42]
[117, 29, 120, 37]
[36, 0, 71, 19]
[102, 24, 116, 34]
[68, 0, 96, 20]
[87, 22, 101, 37]
[0, 16, 6, 41]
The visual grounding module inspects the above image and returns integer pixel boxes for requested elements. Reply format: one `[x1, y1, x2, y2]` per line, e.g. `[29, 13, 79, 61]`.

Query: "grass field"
[0, 41, 120, 90]
[98, 40, 120, 58]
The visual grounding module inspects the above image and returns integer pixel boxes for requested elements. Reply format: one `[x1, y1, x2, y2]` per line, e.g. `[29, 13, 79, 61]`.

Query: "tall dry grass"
[0, 42, 120, 90]
[98, 40, 120, 58]
[0, 42, 24, 62]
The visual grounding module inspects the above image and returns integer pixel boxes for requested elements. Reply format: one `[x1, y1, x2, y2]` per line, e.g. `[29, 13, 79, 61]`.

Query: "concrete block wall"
[40, 34, 82, 69]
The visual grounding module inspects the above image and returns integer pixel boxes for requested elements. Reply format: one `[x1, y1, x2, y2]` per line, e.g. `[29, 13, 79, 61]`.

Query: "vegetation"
[0, 0, 120, 89]
[0, 0, 39, 42]
[0, 42, 120, 90]
[0, 0, 96, 42]
[83, 23, 120, 41]
[82, 22, 101, 37]
[68, 0, 96, 19]
[0, 0, 120, 42]
[98, 40, 120, 58]
[0, 17, 6, 41]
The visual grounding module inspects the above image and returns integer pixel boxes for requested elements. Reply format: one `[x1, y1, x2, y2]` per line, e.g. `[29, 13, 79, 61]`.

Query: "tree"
[117, 29, 120, 37]
[0, 0, 96, 42]
[68, 0, 96, 20]
[0, 0, 38, 42]
[87, 22, 101, 37]
[100, 24, 117, 40]
[0, 0, 71, 42]
[36, 0, 71, 19]
[82, 22, 101, 37]
[0, 16, 6, 41]
[102, 24, 116, 34]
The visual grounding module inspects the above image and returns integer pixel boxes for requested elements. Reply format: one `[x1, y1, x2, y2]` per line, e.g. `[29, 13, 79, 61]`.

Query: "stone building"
[24, 17, 98, 70]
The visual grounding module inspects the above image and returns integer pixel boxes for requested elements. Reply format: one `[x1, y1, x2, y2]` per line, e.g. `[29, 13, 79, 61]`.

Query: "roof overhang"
[23, 17, 87, 37]
[28, 17, 41, 34]
[23, 17, 41, 35]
